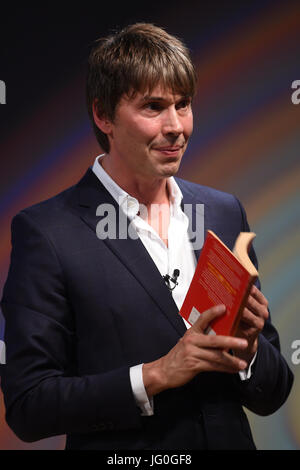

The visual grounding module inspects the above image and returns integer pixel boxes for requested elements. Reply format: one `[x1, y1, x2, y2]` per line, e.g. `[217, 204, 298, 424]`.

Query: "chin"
[160, 169, 179, 178]
[159, 161, 181, 178]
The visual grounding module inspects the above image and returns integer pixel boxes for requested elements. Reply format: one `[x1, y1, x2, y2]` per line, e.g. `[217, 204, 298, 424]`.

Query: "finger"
[184, 329, 248, 351]
[240, 307, 265, 330]
[204, 334, 248, 352]
[192, 304, 226, 333]
[246, 295, 269, 321]
[193, 348, 248, 373]
[250, 285, 269, 307]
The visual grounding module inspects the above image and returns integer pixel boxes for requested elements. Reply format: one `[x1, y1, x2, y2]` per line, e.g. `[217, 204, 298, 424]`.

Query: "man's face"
[106, 84, 193, 180]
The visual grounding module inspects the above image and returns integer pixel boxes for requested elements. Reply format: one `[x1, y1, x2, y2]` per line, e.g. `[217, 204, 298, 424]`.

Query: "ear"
[92, 100, 113, 135]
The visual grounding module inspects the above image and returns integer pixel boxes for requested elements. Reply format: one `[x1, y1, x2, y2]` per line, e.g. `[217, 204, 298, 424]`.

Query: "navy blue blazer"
[1, 169, 293, 450]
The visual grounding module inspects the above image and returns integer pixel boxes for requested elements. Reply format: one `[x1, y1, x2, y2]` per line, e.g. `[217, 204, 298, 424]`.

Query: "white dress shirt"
[92, 154, 255, 416]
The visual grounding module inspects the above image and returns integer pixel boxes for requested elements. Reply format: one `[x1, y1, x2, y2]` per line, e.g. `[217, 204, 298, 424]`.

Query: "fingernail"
[239, 360, 248, 369]
[216, 304, 226, 313]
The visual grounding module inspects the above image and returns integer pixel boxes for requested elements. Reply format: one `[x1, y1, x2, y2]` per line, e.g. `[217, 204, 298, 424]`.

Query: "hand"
[234, 285, 269, 365]
[143, 304, 249, 397]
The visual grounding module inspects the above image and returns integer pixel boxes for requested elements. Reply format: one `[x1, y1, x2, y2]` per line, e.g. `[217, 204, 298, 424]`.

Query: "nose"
[162, 107, 184, 136]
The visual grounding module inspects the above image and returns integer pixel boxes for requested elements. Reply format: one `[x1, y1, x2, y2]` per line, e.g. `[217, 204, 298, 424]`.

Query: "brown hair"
[86, 23, 197, 152]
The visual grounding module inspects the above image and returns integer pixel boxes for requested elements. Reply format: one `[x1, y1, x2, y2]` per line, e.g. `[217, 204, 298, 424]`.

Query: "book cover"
[179, 230, 258, 336]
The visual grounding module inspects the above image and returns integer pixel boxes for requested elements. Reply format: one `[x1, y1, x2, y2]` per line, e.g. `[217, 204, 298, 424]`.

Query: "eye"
[176, 98, 191, 110]
[144, 101, 163, 112]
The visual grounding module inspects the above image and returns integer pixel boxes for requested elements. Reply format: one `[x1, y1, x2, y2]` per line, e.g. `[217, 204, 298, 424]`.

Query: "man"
[1, 23, 293, 450]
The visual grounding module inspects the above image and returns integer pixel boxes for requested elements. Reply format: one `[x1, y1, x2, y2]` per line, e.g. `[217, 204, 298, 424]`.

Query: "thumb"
[192, 304, 226, 333]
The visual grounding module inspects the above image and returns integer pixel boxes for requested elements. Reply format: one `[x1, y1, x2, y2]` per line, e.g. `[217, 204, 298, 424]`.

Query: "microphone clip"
[163, 269, 180, 291]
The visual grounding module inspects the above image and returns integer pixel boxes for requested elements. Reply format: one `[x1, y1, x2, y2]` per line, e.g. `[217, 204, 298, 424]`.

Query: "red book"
[180, 230, 258, 336]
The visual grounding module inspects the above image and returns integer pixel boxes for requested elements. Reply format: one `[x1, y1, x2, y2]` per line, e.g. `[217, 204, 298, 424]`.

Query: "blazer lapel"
[73, 169, 187, 337]
[177, 178, 208, 262]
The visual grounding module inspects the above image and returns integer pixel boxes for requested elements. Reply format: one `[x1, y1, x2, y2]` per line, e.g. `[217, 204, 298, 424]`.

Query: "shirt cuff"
[129, 364, 154, 416]
[239, 351, 257, 381]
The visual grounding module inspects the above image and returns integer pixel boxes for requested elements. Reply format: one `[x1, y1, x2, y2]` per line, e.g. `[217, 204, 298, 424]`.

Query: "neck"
[100, 155, 170, 207]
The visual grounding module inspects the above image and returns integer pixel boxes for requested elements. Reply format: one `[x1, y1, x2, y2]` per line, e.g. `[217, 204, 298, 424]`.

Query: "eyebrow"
[142, 96, 164, 101]
[142, 94, 191, 102]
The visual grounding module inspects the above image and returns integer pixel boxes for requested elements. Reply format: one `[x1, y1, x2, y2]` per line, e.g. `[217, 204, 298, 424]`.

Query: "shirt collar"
[92, 153, 184, 218]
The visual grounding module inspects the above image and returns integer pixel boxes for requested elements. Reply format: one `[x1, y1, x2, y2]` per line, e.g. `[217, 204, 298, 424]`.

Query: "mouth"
[153, 145, 184, 156]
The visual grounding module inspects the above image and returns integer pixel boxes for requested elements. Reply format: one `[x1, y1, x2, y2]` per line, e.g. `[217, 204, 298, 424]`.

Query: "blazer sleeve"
[1, 211, 142, 442]
[234, 197, 293, 415]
